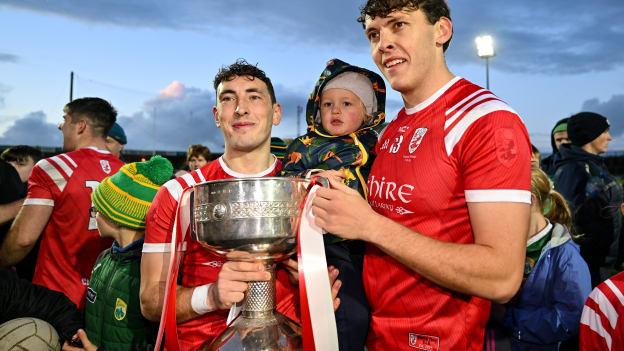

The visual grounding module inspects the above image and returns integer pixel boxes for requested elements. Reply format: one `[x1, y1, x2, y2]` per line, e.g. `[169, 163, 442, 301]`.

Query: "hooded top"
[541, 117, 568, 176]
[282, 58, 386, 199]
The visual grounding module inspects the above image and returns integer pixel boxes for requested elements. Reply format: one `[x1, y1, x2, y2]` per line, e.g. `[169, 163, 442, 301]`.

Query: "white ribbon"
[299, 185, 339, 350]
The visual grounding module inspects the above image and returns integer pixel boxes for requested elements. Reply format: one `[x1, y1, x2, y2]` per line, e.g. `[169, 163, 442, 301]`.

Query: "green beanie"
[91, 155, 173, 230]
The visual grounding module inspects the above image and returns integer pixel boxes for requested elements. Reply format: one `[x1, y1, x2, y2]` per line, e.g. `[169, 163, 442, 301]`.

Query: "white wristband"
[191, 284, 214, 315]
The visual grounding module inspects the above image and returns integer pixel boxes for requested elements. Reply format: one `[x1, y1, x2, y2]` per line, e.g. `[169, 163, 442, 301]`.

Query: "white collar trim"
[218, 155, 278, 178]
[404, 76, 462, 115]
[83, 146, 111, 154]
[527, 220, 553, 247]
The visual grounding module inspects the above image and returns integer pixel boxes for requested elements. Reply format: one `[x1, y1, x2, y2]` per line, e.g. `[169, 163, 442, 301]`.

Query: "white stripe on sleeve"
[465, 189, 531, 204]
[23, 198, 55, 206]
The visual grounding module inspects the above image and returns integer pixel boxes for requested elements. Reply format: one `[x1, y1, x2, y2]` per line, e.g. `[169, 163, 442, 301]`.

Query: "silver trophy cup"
[192, 177, 321, 350]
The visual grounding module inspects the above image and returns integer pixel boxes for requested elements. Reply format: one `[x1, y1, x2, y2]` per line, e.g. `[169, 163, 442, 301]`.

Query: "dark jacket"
[85, 239, 155, 350]
[503, 223, 591, 350]
[282, 58, 386, 199]
[553, 144, 623, 268]
[0, 267, 83, 343]
[541, 118, 568, 176]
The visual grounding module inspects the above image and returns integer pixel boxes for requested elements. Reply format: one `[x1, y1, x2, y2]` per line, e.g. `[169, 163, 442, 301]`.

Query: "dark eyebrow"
[245, 88, 264, 95]
[218, 89, 236, 98]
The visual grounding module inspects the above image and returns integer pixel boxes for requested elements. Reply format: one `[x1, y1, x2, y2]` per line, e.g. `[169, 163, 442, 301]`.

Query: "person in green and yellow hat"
[64, 155, 173, 351]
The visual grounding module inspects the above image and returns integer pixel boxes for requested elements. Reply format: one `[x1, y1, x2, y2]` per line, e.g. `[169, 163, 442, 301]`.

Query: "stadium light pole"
[475, 35, 495, 89]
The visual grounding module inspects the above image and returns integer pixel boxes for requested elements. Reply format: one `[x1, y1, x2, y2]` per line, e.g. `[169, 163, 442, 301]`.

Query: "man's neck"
[402, 66, 455, 109]
[581, 144, 601, 155]
[221, 148, 274, 175]
[116, 228, 144, 248]
[75, 137, 108, 151]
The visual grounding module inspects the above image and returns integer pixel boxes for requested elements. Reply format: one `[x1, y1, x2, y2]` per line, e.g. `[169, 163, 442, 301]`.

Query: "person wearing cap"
[63, 156, 173, 351]
[105, 122, 127, 159]
[282, 58, 385, 349]
[541, 118, 570, 176]
[554, 112, 623, 287]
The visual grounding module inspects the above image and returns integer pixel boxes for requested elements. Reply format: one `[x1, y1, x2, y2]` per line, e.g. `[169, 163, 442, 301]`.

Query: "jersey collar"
[218, 155, 278, 178]
[404, 76, 462, 115]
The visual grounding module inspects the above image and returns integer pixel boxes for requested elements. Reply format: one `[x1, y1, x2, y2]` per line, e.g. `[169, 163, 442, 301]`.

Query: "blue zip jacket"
[503, 222, 592, 350]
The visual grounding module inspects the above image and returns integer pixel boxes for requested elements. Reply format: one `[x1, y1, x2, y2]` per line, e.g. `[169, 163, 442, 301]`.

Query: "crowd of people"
[1, 1, 623, 350]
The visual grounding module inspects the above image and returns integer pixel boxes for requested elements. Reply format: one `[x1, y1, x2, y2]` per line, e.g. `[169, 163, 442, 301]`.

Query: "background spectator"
[541, 118, 570, 176]
[186, 144, 211, 171]
[554, 112, 623, 287]
[105, 122, 127, 159]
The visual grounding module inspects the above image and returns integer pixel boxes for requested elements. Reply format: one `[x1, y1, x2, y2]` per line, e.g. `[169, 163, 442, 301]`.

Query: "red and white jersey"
[364, 77, 531, 350]
[26, 147, 123, 309]
[144, 157, 298, 350]
[580, 272, 624, 351]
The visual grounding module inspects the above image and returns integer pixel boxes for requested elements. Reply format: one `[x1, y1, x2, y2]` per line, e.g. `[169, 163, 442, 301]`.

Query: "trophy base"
[200, 312, 302, 351]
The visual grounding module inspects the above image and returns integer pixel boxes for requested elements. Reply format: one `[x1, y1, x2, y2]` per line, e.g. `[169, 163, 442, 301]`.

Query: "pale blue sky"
[1, 0, 623, 152]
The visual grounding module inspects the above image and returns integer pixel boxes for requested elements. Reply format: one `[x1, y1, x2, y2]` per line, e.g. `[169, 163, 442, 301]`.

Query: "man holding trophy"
[139, 59, 338, 350]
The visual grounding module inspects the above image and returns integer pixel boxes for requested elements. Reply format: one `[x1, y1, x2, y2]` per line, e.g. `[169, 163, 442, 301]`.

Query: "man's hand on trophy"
[210, 254, 272, 310]
[312, 176, 379, 241]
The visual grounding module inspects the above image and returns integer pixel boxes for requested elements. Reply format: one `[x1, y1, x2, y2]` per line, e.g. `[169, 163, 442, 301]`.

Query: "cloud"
[0, 53, 19, 63]
[0, 111, 62, 146]
[120, 81, 219, 151]
[0, 84, 10, 108]
[4, 1, 623, 74]
[581, 94, 624, 138]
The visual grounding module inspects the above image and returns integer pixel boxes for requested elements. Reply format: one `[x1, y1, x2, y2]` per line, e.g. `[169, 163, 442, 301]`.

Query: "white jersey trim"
[605, 278, 624, 307]
[444, 92, 500, 130]
[218, 156, 278, 178]
[581, 305, 613, 350]
[464, 189, 531, 203]
[49, 156, 74, 178]
[23, 198, 55, 206]
[59, 153, 77, 168]
[83, 146, 112, 154]
[37, 159, 68, 192]
[163, 179, 184, 202]
[404, 76, 462, 114]
[196, 169, 207, 183]
[590, 287, 619, 329]
[181, 173, 197, 187]
[142, 242, 187, 253]
[445, 88, 488, 117]
[444, 99, 517, 156]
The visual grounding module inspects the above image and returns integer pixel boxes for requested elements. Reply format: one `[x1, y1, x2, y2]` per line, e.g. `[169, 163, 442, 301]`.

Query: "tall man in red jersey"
[140, 60, 301, 349]
[0, 98, 123, 309]
[312, 1, 532, 349]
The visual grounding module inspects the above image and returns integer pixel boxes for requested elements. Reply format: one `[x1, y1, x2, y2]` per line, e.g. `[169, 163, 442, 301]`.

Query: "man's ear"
[76, 119, 88, 135]
[213, 106, 221, 128]
[272, 103, 282, 126]
[435, 17, 453, 48]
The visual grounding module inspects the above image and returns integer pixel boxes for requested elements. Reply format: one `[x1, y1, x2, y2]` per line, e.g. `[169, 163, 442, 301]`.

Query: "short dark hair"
[213, 59, 277, 104]
[1, 145, 42, 164]
[64, 97, 117, 137]
[187, 144, 211, 162]
[357, 0, 453, 52]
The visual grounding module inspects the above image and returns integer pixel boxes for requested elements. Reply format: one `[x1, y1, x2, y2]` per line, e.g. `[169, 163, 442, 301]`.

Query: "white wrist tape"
[191, 284, 214, 315]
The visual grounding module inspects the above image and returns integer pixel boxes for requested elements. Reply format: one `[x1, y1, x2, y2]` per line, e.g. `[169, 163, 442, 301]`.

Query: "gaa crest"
[100, 160, 112, 174]
[408, 128, 428, 154]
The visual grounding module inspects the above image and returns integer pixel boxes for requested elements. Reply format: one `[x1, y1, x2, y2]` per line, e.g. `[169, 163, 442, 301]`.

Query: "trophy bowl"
[192, 177, 317, 351]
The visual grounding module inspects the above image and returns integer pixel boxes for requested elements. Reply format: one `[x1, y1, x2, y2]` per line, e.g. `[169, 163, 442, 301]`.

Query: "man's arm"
[0, 199, 24, 225]
[139, 251, 271, 323]
[0, 204, 52, 267]
[312, 177, 529, 303]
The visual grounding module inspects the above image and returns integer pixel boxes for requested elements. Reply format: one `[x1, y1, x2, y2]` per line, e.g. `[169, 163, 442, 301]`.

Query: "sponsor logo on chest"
[408, 333, 440, 351]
